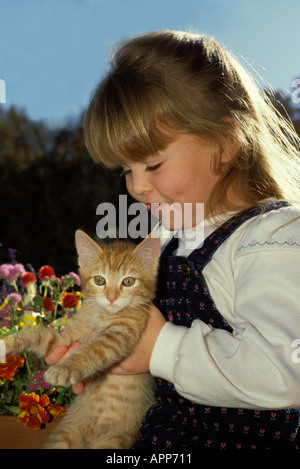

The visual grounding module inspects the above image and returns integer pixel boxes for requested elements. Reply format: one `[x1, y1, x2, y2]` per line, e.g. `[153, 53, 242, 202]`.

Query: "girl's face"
[122, 133, 221, 230]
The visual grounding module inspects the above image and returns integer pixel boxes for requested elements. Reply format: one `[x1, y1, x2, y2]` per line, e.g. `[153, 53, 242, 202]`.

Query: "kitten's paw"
[45, 364, 82, 387]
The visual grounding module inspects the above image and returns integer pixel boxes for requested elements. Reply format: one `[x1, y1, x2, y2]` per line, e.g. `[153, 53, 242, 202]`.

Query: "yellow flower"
[22, 312, 39, 327]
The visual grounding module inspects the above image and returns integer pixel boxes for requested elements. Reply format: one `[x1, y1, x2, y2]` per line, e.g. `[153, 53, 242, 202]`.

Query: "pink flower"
[6, 292, 22, 306]
[0, 263, 26, 282]
[60, 272, 81, 286]
[68, 272, 81, 286]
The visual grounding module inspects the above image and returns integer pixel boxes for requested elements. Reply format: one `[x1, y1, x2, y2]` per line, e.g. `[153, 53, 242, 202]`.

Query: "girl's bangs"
[83, 76, 176, 169]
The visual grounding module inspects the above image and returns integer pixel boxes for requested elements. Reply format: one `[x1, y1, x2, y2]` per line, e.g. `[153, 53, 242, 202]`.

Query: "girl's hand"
[44, 303, 166, 391]
[110, 303, 166, 375]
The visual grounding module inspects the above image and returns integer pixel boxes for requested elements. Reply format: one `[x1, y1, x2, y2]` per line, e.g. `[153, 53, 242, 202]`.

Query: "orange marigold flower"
[42, 296, 55, 312]
[38, 265, 55, 281]
[61, 292, 78, 309]
[21, 271, 37, 286]
[17, 392, 50, 430]
[47, 403, 67, 418]
[0, 355, 24, 381]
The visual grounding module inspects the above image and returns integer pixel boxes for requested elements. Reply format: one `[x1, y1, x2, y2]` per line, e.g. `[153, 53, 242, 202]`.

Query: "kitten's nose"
[107, 295, 116, 304]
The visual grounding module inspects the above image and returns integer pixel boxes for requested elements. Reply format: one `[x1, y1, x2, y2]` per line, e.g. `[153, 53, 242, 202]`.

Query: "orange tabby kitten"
[4, 230, 160, 449]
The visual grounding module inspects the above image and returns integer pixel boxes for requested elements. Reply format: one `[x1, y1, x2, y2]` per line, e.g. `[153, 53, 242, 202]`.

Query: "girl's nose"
[130, 170, 152, 197]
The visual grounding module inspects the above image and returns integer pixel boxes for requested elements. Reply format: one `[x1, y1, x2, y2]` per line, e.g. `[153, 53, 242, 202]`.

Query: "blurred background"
[0, 0, 300, 274]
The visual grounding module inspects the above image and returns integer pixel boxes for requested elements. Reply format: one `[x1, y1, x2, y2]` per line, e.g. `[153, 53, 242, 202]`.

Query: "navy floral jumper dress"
[132, 202, 300, 449]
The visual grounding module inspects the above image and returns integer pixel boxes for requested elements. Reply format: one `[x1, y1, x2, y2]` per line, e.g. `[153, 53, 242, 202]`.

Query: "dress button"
[181, 264, 191, 277]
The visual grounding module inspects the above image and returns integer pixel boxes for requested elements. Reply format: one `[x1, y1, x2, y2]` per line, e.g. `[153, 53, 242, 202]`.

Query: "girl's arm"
[150, 248, 300, 410]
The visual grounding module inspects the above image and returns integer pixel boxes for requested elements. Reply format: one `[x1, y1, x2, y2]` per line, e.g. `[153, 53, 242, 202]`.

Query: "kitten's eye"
[93, 276, 106, 286]
[122, 277, 135, 287]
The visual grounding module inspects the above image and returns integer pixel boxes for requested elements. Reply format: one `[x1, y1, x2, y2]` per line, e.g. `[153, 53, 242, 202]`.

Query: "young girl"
[48, 31, 300, 449]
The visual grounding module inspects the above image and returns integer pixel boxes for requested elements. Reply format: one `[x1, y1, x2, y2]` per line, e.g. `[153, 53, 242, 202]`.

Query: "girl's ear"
[219, 118, 241, 164]
[75, 230, 102, 267]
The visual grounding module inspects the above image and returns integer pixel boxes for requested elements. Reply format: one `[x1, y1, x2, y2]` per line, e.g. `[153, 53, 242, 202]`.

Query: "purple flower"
[8, 248, 17, 264]
[0, 320, 11, 329]
[28, 370, 51, 392]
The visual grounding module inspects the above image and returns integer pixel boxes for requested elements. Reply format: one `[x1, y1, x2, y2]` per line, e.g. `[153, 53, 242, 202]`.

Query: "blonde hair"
[83, 30, 300, 216]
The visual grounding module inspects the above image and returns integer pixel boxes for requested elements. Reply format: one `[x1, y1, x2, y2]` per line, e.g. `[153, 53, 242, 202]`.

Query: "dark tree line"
[0, 107, 124, 275]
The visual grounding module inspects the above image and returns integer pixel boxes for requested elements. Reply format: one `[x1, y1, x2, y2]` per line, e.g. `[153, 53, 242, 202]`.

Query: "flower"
[47, 403, 67, 418]
[17, 392, 50, 430]
[0, 355, 24, 381]
[28, 371, 51, 392]
[67, 272, 81, 286]
[1, 293, 23, 313]
[61, 272, 81, 287]
[6, 292, 22, 305]
[61, 292, 78, 309]
[42, 296, 54, 312]
[21, 272, 37, 286]
[38, 265, 55, 281]
[0, 263, 26, 282]
[22, 312, 39, 327]
[0, 251, 79, 428]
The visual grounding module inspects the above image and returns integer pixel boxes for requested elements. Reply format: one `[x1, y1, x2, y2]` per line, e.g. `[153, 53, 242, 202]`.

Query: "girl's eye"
[94, 276, 106, 286]
[122, 277, 135, 287]
[119, 162, 163, 177]
[119, 168, 130, 178]
[146, 162, 163, 172]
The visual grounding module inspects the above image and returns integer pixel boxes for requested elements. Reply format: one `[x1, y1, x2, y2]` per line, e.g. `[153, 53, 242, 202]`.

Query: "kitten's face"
[75, 231, 160, 315]
[86, 259, 144, 313]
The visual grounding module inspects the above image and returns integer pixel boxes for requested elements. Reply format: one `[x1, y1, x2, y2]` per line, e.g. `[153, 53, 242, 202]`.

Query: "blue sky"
[1, 0, 300, 126]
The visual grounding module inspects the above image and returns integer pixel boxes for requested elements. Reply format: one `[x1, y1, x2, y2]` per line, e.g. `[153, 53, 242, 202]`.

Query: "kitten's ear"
[133, 235, 161, 269]
[75, 230, 102, 267]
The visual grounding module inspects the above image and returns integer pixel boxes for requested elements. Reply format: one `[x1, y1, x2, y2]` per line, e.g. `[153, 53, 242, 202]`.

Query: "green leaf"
[3, 404, 21, 415]
[31, 296, 44, 309]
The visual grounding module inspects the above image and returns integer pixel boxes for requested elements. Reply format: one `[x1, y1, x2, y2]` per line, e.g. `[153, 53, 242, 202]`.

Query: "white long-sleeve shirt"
[150, 203, 300, 410]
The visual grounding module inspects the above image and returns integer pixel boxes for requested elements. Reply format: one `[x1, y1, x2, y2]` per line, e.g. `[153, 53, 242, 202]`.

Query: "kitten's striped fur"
[4, 230, 160, 449]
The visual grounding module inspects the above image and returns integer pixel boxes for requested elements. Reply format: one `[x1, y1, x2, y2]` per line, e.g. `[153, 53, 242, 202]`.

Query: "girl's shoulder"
[234, 203, 300, 256]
